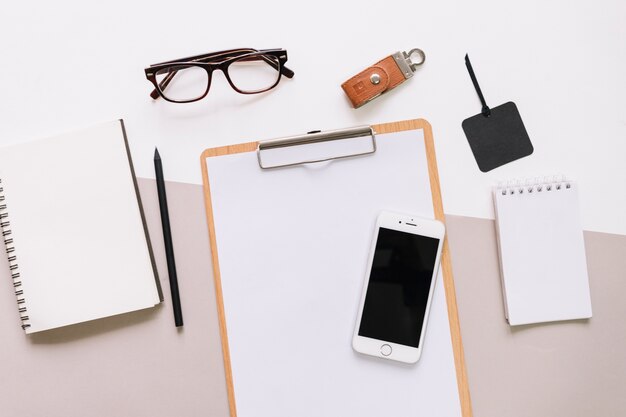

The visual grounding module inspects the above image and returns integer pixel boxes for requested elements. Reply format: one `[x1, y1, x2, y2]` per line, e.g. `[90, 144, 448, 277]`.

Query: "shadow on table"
[28, 304, 162, 344]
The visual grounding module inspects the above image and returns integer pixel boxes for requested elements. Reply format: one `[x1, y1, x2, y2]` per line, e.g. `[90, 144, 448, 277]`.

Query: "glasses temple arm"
[150, 70, 178, 100]
[247, 55, 294, 78]
[281, 64, 295, 78]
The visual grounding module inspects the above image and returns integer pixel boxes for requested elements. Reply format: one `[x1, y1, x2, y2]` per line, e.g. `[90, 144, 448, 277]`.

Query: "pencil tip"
[154, 147, 160, 159]
[465, 53, 469, 60]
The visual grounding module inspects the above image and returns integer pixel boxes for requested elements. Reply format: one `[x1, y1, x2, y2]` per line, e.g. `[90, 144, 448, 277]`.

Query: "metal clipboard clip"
[257, 126, 377, 169]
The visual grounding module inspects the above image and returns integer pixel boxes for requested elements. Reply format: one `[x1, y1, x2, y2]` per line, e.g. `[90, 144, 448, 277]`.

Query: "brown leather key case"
[341, 49, 425, 108]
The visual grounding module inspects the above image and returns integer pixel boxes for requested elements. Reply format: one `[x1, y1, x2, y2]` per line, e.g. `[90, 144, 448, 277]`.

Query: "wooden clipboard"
[201, 119, 472, 417]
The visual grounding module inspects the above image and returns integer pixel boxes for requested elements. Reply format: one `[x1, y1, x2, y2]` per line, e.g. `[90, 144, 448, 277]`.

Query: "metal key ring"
[405, 48, 426, 71]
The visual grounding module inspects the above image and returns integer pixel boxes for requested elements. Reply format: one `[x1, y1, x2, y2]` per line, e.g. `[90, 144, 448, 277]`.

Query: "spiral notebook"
[0, 120, 163, 334]
[493, 178, 592, 326]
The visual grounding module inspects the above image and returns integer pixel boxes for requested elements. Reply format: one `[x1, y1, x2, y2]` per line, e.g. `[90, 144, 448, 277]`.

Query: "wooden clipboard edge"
[200, 119, 473, 417]
[201, 143, 256, 417]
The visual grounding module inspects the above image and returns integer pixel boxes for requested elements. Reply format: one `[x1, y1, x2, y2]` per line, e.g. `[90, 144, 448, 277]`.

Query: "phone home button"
[380, 344, 392, 356]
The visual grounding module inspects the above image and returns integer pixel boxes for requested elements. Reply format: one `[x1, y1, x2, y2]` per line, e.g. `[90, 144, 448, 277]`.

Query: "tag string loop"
[465, 54, 491, 117]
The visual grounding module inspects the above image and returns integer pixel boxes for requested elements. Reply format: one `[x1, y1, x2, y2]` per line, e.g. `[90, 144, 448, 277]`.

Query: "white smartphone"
[352, 211, 445, 364]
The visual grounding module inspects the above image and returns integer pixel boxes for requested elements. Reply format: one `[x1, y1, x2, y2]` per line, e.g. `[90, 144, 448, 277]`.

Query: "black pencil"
[154, 148, 183, 327]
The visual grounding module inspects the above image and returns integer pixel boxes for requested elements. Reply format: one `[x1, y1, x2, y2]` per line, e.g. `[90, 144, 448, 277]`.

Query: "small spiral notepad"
[493, 177, 592, 326]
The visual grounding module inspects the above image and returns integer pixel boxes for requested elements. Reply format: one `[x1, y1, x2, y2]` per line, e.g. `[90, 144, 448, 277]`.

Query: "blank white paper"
[494, 181, 592, 326]
[206, 129, 462, 417]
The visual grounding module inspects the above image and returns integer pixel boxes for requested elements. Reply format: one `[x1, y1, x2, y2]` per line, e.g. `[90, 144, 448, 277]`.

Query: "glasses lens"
[155, 65, 209, 102]
[228, 54, 281, 93]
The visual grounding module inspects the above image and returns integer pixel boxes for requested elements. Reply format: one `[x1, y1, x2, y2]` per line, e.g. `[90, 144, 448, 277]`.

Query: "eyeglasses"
[144, 48, 294, 103]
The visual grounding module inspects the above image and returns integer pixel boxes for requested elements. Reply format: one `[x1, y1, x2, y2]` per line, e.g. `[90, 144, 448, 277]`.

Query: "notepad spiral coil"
[496, 176, 571, 196]
[0, 179, 30, 330]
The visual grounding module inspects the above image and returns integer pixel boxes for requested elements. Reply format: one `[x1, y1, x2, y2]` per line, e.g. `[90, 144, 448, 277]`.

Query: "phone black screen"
[358, 227, 440, 348]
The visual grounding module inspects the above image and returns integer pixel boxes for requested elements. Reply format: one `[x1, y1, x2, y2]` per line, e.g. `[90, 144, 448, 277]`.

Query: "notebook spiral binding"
[497, 176, 572, 196]
[0, 179, 30, 330]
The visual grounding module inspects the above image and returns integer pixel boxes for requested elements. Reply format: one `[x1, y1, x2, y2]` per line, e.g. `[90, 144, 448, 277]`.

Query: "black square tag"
[462, 101, 533, 172]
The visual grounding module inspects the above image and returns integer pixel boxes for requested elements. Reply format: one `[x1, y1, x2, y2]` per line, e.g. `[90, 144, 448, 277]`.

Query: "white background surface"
[0, 0, 624, 234]
[207, 130, 461, 417]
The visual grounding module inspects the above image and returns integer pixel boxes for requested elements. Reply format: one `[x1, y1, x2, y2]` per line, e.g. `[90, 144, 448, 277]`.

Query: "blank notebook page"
[0, 120, 161, 334]
[493, 180, 592, 326]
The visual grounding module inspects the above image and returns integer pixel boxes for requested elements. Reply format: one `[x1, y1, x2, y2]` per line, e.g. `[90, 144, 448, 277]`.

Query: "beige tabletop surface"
[0, 178, 624, 417]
